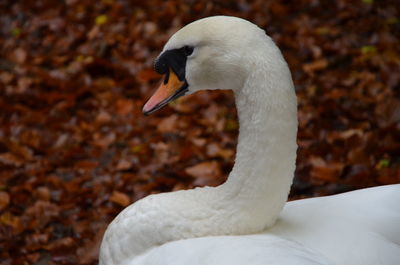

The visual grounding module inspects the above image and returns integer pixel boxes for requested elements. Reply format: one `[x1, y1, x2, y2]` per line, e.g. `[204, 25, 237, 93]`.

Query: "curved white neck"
[218, 60, 298, 227]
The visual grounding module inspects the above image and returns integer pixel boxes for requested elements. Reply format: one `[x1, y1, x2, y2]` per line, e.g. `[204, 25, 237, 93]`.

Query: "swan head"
[142, 16, 272, 115]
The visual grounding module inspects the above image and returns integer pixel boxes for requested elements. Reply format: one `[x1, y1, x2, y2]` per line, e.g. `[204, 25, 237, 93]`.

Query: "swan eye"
[154, 57, 167, 74]
[183, 46, 194, 56]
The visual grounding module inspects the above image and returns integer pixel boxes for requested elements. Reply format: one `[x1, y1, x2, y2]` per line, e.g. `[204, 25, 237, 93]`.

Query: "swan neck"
[221, 61, 298, 227]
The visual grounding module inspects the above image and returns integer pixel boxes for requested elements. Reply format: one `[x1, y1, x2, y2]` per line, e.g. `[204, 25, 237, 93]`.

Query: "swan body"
[131, 185, 400, 265]
[99, 16, 400, 265]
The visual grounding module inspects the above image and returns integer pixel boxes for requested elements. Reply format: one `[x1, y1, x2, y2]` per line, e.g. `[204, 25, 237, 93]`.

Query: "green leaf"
[95, 15, 108, 25]
[225, 119, 238, 131]
[11, 27, 22, 37]
[386, 17, 399, 25]
[362, 0, 374, 4]
[377, 159, 390, 169]
[131, 145, 143, 153]
[361, 45, 377, 54]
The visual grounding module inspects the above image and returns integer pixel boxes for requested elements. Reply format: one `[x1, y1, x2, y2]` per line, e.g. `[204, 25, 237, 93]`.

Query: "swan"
[99, 16, 400, 265]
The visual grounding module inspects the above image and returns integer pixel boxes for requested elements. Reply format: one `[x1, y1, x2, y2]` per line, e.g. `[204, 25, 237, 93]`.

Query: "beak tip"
[142, 101, 154, 115]
[142, 105, 151, 116]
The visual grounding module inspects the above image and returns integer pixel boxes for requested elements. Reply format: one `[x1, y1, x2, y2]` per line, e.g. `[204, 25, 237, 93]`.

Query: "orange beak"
[143, 68, 187, 115]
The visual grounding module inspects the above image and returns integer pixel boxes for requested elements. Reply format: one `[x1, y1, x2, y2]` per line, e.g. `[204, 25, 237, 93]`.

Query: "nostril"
[163, 69, 170, 84]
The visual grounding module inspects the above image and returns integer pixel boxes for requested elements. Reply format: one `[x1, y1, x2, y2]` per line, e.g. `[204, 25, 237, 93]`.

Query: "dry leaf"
[110, 191, 131, 207]
[0, 153, 23, 167]
[185, 161, 222, 186]
[12, 48, 27, 64]
[157, 115, 178, 133]
[116, 159, 132, 171]
[115, 99, 134, 116]
[302, 59, 328, 74]
[0, 192, 10, 211]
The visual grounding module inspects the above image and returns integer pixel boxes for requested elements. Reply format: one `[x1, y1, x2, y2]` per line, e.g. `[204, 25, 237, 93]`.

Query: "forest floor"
[1, 0, 399, 264]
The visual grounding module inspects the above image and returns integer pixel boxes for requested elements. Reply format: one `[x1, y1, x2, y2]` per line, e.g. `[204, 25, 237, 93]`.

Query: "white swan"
[99, 16, 400, 265]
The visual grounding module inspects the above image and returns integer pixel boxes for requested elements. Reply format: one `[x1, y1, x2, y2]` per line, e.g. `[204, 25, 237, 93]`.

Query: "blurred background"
[1, 0, 399, 264]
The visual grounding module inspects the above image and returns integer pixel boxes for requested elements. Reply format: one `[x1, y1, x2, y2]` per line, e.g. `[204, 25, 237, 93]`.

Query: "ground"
[0, 0, 399, 264]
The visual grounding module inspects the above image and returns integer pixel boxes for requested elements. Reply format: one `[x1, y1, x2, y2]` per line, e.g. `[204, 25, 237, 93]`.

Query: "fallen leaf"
[157, 115, 178, 133]
[0, 191, 10, 211]
[0, 72, 14, 84]
[96, 110, 112, 123]
[12, 48, 27, 64]
[109, 191, 131, 207]
[46, 237, 75, 250]
[93, 132, 116, 148]
[116, 159, 131, 171]
[0, 153, 23, 167]
[137, 69, 161, 82]
[115, 99, 134, 116]
[0, 212, 23, 234]
[302, 59, 328, 74]
[185, 161, 222, 186]
[95, 15, 108, 25]
[36, 187, 51, 201]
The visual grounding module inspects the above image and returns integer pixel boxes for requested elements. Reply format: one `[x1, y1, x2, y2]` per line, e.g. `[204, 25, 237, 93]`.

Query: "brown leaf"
[191, 138, 206, 147]
[77, 224, 107, 264]
[185, 161, 222, 186]
[36, 187, 51, 201]
[53, 133, 69, 148]
[206, 143, 234, 159]
[93, 132, 116, 148]
[25, 201, 60, 229]
[6, 140, 34, 161]
[311, 166, 337, 182]
[302, 59, 328, 74]
[12, 48, 27, 64]
[347, 148, 369, 164]
[87, 25, 100, 39]
[0, 152, 23, 167]
[45, 237, 75, 251]
[96, 110, 112, 124]
[116, 159, 132, 171]
[137, 69, 161, 82]
[0, 72, 14, 84]
[74, 160, 99, 171]
[26, 233, 49, 248]
[17, 77, 32, 93]
[157, 115, 178, 133]
[0, 212, 23, 234]
[375, 98, 400, 126]
[0, 191, 10, 211]
[26, 253, 41, 263]
[340, 129, 363, 139]
[109, 191, 131, 207]
[115, 99, 134, 116]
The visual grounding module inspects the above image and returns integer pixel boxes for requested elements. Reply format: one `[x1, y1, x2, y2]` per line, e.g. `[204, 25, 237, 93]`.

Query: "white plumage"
[100, 16, 400, 265]
[130, 185, 400, 265]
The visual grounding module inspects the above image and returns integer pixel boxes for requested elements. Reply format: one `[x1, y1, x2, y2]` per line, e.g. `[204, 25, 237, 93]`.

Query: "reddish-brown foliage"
[1, 0, 399, 264]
